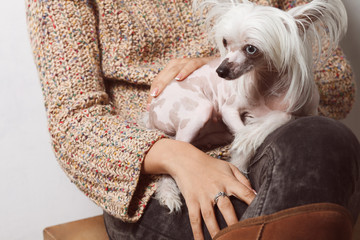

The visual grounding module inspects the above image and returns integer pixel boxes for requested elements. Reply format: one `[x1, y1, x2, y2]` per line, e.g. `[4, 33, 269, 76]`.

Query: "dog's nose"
[216, 65, 230, 79]
[216, 58, 231, 79]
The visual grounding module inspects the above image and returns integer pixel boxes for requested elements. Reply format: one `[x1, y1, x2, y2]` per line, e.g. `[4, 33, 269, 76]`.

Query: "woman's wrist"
[142, 138, 177, 175]
[142, 138, 204, 177]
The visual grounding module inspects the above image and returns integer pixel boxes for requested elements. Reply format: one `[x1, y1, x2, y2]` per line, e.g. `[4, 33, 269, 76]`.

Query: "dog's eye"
[222, 38, 228, 48]
[245, 45, 257, 55]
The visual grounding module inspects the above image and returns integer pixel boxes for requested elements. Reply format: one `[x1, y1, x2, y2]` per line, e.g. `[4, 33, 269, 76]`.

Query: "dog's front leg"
[230, 111, 292, 172]
[221, 105, 245, 134]
[175, 101, 214, 142]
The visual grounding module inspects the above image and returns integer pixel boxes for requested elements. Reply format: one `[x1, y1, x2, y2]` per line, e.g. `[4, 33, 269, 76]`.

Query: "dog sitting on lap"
[145, 0, 348, 212]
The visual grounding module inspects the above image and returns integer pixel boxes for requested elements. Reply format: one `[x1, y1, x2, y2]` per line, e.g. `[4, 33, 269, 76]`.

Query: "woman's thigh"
[103, 196, 247, 240]
[242, 116, 360, 221]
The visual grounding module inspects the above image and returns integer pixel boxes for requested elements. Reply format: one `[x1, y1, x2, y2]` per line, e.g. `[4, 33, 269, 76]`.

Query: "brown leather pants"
[104, 116, 360, 240]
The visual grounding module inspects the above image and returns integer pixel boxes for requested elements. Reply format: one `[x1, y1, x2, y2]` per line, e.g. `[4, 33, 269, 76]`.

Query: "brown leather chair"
[43, 215, 108, 240]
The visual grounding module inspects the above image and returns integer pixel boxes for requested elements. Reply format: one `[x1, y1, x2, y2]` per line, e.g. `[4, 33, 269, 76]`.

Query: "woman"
[26, 0, 359, 239]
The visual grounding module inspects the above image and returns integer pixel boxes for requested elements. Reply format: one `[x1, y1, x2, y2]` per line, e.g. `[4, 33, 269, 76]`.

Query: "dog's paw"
[155, 176, 182, 213]
[157, 193, 183, 213]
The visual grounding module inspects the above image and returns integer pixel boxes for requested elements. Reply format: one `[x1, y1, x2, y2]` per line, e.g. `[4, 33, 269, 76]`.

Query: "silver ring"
[214, 191, 228, 205]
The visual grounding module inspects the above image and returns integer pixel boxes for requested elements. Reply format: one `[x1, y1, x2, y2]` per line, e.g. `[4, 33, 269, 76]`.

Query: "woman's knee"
[263, 116, 360, 172]
[247, 116, 360, 219]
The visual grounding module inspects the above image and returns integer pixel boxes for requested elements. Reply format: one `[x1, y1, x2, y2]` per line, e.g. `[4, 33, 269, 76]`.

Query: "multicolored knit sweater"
[26, 0, 355, 222]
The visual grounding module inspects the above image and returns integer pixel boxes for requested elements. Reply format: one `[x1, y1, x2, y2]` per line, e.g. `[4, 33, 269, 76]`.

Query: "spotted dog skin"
[147, 58, 251, 148]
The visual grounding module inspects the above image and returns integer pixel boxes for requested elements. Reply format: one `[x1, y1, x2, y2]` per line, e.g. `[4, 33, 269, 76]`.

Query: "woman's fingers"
[201, 203, 220, 238]
[147, 57, 216, 106]
[147, 58, 186, 104]
[228, 180, 256, 205]
[190, 181, 255, 240]
[216, 195, 238, 226]
[229, 164, 254, 192]
[176, 56, 215, 81]
[187, 202, 204, 240]
[146, 70, 175, 105]
[214, 171, 256, 229]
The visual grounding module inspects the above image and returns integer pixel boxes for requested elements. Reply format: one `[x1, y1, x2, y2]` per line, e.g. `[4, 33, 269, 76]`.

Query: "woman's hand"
[147, 57, 216, 108]
[143, 139, 256, 240]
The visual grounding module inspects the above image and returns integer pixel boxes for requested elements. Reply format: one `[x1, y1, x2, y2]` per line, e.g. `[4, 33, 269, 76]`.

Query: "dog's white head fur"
[195, 0, 347, 113]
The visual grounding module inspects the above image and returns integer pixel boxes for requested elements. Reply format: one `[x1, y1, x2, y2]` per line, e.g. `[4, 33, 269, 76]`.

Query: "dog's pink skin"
[148, 58, 270, 145]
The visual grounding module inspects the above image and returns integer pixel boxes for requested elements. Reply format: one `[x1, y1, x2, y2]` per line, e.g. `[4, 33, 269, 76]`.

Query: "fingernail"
[150, 88, 159, 97]
[253, 190, 258, 195]
[174, 74, 182, 81]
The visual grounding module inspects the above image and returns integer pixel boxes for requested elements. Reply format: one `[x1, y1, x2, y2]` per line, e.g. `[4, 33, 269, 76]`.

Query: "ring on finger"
[214, 191, 228, 205]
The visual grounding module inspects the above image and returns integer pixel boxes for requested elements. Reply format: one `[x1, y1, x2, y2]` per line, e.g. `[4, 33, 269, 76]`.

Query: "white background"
[0, 1, 359, 239]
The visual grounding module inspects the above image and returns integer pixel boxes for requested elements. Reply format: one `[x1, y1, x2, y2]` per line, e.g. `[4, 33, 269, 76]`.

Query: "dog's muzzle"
[216, 58, 254, 80]
[216, 58, 232, 79]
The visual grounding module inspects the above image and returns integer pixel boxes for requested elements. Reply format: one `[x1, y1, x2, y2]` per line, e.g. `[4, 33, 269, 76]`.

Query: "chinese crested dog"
[146, 0, 347, 212]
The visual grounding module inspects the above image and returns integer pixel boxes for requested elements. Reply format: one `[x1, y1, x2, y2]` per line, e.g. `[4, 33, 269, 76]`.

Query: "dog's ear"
[293, 6, 325, 33]
[288, 0, 347, 36]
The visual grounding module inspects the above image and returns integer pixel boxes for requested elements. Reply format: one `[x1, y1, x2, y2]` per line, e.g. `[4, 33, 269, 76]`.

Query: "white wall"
[0, 1, 359, 240]
[340, 0, 360, 140]
[0, 2, 102, 240]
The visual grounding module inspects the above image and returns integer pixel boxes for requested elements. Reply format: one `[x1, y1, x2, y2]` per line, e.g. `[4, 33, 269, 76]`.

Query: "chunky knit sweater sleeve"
[26, 0, 166, 222]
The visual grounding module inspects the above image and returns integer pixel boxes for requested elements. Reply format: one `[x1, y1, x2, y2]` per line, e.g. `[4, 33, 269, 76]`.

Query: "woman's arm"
[143, 138, 256, 240]
[26, 0, 165, 222]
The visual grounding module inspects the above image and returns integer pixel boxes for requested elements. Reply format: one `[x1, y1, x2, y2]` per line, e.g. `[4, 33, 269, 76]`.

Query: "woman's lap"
[104, 116, 360, 239]
[103, 195, 247, 240]
[243, 116, 360, 221]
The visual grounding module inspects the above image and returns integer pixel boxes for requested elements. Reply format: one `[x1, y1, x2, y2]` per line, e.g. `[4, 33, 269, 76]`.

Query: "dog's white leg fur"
[221, 105, 245, 133]
[230, 111, 292, 172]
[155, 175, 182, 213]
